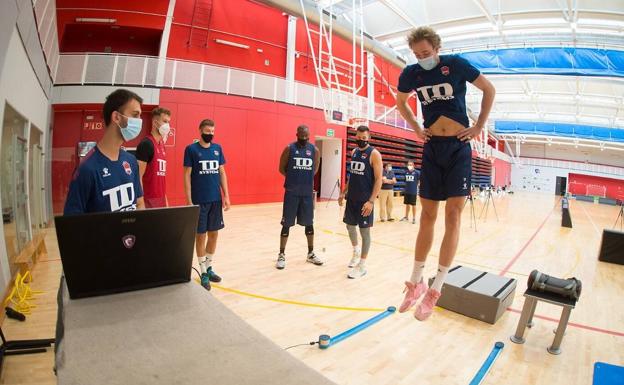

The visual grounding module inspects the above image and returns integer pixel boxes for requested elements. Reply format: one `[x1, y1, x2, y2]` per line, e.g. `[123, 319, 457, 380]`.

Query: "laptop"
[55, 206, 200, 299]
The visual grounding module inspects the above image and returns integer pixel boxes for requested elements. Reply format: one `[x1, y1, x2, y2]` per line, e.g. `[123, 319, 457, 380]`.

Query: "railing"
[54, 53, 411, 130]
[519, 157, 624, 177]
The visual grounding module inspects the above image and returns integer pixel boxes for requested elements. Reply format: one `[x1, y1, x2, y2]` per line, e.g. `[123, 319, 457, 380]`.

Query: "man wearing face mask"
[395, 27, 495, 321]
[184, 119, 231, 291]
[64, 89, 145, 215]
[379, 163, 397, 222]
[135, 107, 171, 208]
[400, 161, 420, 224]
[338, 125, 383, 279]
[275, 125, 323, 270]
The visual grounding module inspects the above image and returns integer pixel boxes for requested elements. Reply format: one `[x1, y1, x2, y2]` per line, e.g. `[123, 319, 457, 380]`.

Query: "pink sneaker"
[414, 289, 441, 321]
[399, 280, 428, 313]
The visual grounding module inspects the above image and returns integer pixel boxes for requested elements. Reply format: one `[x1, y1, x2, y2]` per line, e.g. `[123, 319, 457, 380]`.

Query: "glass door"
[13, 135, 31, 252]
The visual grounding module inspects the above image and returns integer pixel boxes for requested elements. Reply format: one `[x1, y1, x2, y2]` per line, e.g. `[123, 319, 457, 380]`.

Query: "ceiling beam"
[378, 0, 419, 29]
[470, 0, 497, 26]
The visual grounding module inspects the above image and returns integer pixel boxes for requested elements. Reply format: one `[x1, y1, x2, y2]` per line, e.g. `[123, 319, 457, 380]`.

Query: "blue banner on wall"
[460, 48, 624, 78]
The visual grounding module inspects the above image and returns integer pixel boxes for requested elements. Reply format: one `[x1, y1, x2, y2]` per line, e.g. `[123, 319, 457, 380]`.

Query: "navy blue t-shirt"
[284, 142, 315, 196]
[347, 146, 375, 202]
[183, 142, 226, 204]
[64, 146, 143, 215]
[381, 170, 395, 190]
[404, 169, 421, 195]
[398, 55, 480, 128]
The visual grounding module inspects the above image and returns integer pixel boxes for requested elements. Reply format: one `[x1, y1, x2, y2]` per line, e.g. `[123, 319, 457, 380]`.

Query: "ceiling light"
[75, 18, 116, 23]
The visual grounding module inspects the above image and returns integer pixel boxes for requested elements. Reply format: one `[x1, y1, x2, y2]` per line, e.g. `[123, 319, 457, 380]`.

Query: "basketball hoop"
[348, 117, 368, 128]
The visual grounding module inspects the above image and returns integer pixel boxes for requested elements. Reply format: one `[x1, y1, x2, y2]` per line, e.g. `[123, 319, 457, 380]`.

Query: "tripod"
[0, 327, 55, 377]
[479, 188, 499, 222]
[614, 202, 624, 231]
[325, 179, 341, 208]
[464, 194, 477, 232]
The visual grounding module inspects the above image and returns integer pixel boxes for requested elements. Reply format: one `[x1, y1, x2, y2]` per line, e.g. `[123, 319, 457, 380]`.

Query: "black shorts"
[197, 201, 224, 233]
[281, 192, 314, 227]
[419, 136, 472, 201]
[343, 199, 373, 228]
[404, 194, 417, 205]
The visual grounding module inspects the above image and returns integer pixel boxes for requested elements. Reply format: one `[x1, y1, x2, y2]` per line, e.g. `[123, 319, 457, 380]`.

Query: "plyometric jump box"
[429, 265, 517, 324]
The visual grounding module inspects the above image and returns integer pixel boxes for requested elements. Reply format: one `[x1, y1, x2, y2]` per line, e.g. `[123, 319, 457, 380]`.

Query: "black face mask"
[297, 138, 308, 146]
[356, 139, 368, 149]
[201, 133, 213, 143]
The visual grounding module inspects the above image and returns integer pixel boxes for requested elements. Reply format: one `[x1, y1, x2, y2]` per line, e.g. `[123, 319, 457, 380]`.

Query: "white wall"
[511, 161, 624, 195]
[318, 137, 342, 199]
[0, 26, 51, 291]
[516, 143, 624, 168]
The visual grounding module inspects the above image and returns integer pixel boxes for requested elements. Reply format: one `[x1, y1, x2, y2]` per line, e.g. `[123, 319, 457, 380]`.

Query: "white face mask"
[418, 55, 438, 70]
[407, 166, 414, 171]
[158, 123, 170, 143]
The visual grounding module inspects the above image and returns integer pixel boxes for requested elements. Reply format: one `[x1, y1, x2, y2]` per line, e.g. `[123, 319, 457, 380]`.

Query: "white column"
[285, 15, 297, 104]
[366, 51, 375, 121]
[156, 0, 177, 87]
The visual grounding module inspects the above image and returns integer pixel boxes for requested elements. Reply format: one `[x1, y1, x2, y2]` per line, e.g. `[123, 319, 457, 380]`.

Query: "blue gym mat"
[593, 362, 624, 385]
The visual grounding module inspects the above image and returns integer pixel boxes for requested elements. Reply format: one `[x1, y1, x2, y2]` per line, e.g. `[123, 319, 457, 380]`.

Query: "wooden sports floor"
[1, 192, 622, 385]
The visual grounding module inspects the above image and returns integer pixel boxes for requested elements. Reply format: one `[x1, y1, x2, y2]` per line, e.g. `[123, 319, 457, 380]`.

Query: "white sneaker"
[306, 252, 324, 266]
[348, 263, 367, 279]
[275, 253, 286, 270]
[348, 249, 361, 268]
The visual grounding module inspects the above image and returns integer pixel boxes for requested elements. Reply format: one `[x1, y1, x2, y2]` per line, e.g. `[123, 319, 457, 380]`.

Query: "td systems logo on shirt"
[293, 157, 313, 170]
[102, 182, 137, 212]
[199, 160, 219, 175]
[350, 161, 366, 175]
[416, 83, 455, 106]
[406, 174, 415, 182]
[156, 159, 167, 176]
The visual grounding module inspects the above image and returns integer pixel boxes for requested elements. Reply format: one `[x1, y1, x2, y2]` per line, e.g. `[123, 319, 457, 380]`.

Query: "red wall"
[60, 24, 162, 55]
[166, 0, 403, 108]
[56, 0, 169, 43]
[493, 158, 511, 187]
[56, 0, 409, 109]
[568, 173, 624, 200]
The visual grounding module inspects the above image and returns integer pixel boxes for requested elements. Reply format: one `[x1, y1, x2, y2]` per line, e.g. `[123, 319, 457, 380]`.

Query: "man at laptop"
[64, 89, 145, 215]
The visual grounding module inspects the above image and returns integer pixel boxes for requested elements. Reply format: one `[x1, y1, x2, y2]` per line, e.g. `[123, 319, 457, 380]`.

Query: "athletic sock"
[431, 264, 450, 292]
[198, 256, 207, 274]
[410, 261, 426, 284]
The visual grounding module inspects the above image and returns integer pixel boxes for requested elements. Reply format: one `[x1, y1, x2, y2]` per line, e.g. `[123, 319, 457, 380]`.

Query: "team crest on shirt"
[122, 161, 132, 175]
[214, 150, 219, 156]
[295, 150, 299, 154]
[306, 150, 312, 156]
[361, 153, 368, 159]
[441, 66, 450, 76]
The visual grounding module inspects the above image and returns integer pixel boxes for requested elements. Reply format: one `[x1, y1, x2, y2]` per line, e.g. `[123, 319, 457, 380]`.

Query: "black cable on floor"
[284, 341, 318, 350]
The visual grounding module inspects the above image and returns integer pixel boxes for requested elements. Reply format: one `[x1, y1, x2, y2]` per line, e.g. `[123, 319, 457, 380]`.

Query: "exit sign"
[326, 128, 335, 137]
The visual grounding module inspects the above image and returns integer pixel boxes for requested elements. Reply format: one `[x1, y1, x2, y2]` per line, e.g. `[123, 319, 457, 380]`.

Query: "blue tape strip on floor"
[319, 306, 396, 349]
[593, 362, 624, 385]
[469, 342, 504, 385]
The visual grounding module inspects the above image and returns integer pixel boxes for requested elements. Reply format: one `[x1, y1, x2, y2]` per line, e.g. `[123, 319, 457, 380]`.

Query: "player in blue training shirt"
[396, 27, 495, 321]
[275, 125, 323, 270]
[64, 89, 145, 215]
[338, 125, 383, 279]
[184, 119, 231, 291]
[400, 161, 420, 224]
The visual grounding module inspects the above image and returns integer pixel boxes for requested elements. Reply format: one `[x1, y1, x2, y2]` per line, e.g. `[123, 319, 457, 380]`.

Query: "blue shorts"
[197, 201, 224, 233]
[343, 199, 373, 228]
[419, 136, 472, 201]
[281, 192, 314, 227]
